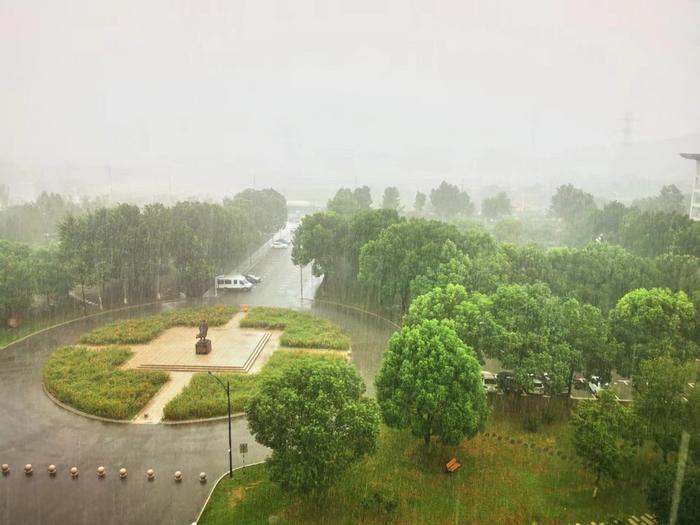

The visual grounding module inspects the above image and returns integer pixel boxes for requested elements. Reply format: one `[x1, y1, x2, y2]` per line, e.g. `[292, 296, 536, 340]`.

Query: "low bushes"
[163, 350, 344, 421]
[42, 346, 169, 420]
[79, 305, 237, 345]
[240, 307, 350, 350]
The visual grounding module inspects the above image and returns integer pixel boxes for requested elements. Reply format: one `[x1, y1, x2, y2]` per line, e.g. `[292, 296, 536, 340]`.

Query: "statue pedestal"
[195, 339, 212, 355]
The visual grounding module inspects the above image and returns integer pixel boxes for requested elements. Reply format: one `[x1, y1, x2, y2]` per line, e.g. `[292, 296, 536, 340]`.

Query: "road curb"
[41, 382, 133, 424]
[193, 460, 267, 524]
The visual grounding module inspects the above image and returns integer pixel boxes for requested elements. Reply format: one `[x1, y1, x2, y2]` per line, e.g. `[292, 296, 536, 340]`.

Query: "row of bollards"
[1, 463, 206, 482]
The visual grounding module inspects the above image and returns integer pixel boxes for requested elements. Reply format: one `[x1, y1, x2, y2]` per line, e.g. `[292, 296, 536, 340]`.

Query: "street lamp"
[207, 371, 232, 478]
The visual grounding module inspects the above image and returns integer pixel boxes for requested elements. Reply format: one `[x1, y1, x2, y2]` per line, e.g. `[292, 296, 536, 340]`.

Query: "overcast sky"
[1, 0, 699, 194]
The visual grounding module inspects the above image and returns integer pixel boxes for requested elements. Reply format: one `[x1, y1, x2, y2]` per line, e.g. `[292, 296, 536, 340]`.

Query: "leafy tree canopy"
[375, 319, 488, 447]
[247, 357, 380, 494]
[430, 181, 475, 218]
[481, 191, 512, 220]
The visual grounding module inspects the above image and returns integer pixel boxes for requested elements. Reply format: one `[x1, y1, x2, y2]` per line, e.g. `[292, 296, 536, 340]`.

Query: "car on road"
[243, 273, 262, 284]
[215, 274, 253, 292]
[271, 239, 290, 249]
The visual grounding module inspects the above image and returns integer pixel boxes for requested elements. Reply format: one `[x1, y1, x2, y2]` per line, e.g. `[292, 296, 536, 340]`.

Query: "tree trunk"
[424, 434, 431, 448]
[155, 256, 161, 300]
[80, 282, 87, 315]
[122, 278, 128, 305]
[593, 470, 601, 498]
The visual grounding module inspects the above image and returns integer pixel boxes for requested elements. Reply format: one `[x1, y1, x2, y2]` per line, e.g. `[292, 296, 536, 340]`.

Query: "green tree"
[353, 186, 372, 209]
[31, 245, 74, 307]
[493, 218, 523, 243]
[549, 184, 596, 224]
[327, 188, 361, 215]
[291, 212, 348, 279]
[481, 191, 512, 220]
[381, 186, 400, 210]
[646, 463, 700, 525]
[609, 288, 698, 376]
[571, 389, 638, 497]
[359, 219, 468, 311]
[0, 240, 36, 321]
[403, 284, 499, 363]
[413, 191, 427, 214]
[633, 356, 694, 459]
[634, 184, 686, 214]
[247, 357, 380, 494]
[375, 319, 488, 448]
[430, 181, 474, 218]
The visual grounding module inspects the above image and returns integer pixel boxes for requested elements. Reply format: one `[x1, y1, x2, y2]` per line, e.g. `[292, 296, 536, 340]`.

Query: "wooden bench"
[445, 457, 461, 473]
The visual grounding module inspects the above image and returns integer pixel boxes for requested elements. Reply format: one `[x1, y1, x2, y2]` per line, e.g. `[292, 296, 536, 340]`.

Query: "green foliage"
[413, 191, 427, 213]
[375, 319, 488, 447]
[646, 463, 700, 525]
[571, 389, 638, 492]
[550, 184, 597, 225]
[359, 219, 486, 310]
[247, 356, 380, 493]
[79, 305, 237, 345]
[162, 350, 344, 420]
[633, 356, 694, 457]
[429, 180, 475, 218]
[609, 288, 698, 375]
[239, 307, 350, 350]
[326, 187, 373, 215]
[42, 345, 168, 420]
[199, 421, 649, 525]
[633, 184, 686, 214]
[482, 191, 512, 220]
[381, 186, 400, 210]
[0, 240, 35, 319]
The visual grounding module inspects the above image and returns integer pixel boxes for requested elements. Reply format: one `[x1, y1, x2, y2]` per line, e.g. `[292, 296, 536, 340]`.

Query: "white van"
[215, 274, 253, 292]
[481, 371, 499, 393]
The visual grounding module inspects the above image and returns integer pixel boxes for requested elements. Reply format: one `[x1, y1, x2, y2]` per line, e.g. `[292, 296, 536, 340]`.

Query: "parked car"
[528, 377, 545, 395]
[588, 375, 609, 397]
[497, 371, 518, 393]
[215, 274, 253, 292]
[243, 273, 262, 284]
[271, 239, 289, 249]
[481, 371, 499, 393]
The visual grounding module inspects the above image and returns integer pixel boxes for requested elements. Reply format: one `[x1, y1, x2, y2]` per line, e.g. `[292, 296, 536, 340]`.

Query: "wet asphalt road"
[0, 244, 384, 525]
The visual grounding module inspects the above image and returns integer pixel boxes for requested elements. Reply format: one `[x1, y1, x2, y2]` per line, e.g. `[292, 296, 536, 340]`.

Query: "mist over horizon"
[2, 0, 699, 207]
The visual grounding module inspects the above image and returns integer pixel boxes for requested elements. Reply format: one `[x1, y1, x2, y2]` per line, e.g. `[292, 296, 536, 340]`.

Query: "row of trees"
[325, 182, 510, 219]
[550, 183, 699, 255]
[293, 208, 700, 319]
[1, 189, 286, 321]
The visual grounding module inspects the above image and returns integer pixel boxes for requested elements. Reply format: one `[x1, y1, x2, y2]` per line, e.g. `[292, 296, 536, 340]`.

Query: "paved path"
[0, 246, 327, 525]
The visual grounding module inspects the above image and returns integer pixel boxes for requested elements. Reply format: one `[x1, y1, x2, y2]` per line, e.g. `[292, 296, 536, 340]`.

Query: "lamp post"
[207, 371, 232, 478]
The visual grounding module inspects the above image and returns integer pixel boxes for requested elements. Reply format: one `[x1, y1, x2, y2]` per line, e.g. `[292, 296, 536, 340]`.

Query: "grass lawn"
[198, 421, 651, 525]
[240, 307, 350, 350]
[42, 345, 169, 420]
[163, 350, 345, 420]
[79, 305, 237, 345]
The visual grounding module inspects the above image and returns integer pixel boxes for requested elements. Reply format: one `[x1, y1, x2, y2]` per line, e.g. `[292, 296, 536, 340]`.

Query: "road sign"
[239, 443, 248, 455]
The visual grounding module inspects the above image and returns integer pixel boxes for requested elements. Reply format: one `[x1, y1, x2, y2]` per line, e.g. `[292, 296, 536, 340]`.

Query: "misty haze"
[0, 2, 699, 525]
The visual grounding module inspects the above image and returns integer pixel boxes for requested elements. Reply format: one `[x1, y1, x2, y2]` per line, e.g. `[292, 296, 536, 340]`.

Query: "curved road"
[0, 245, 367, 525]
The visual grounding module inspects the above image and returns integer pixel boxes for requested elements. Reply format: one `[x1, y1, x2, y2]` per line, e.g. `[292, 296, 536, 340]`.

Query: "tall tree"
[381, 186, 400, 210]
[247, 357, 380, 494]
[571, 389, 638, 497]
[633, 356, 694, 459]
[430, 181, 474, 218]
[0, 240, 35, 322]
[549, 184, 597, 224]
[413, 191, 427, 214]
[376, 319, 487, 448]
[353, 186, 372, 209]
[609, 288, 698, 376]
[481, 192, 512, 220]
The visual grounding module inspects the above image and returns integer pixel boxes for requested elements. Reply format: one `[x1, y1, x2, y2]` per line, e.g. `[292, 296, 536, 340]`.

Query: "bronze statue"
[196, 319, 208, 343]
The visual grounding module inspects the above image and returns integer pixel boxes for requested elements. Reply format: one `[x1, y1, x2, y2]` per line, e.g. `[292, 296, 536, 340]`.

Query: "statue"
[195, 319, 212, 354]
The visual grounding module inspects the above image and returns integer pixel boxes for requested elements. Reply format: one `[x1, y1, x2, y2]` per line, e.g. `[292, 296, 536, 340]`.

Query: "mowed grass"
[198, 421, 650, 525]
[162, 350, 346, 421]
[240, 307, 350, 350]
[42, 345, 169, 420]
[79, 305, 237, 345]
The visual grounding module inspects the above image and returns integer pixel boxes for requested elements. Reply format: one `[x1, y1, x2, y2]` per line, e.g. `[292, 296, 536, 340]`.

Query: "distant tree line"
[0, 192, 106, 245]
[0, 189, 286, 322]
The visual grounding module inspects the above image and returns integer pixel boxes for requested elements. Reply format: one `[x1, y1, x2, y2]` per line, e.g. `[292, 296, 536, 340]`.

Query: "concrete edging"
[42, 382, 133, 425]
[194, 460, 267, 524]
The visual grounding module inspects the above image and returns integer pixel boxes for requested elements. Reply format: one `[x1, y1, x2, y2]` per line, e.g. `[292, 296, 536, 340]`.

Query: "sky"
[1, 0, 699, 200]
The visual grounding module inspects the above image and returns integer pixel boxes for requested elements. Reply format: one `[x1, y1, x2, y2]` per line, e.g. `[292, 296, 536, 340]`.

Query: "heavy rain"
[1, 2, 699, 524]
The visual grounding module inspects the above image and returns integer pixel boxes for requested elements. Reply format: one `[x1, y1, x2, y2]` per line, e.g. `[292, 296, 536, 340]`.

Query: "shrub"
[240, 307, 350, 350]
[42, 346, 168, 420]
[80, 305, 237, 345]
[163, 350, 345, 421]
